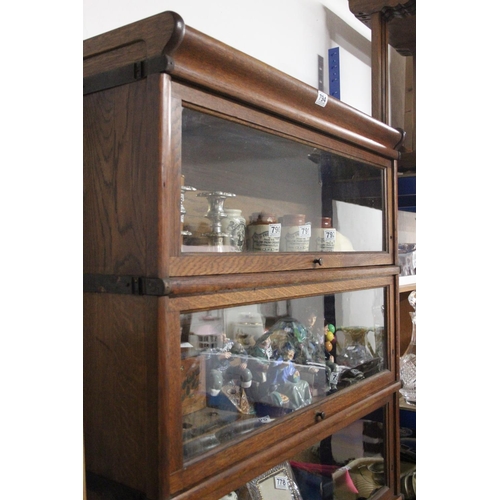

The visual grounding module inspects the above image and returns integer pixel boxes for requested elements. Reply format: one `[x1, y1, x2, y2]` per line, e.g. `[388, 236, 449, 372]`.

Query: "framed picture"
[246, 462, 303, 500]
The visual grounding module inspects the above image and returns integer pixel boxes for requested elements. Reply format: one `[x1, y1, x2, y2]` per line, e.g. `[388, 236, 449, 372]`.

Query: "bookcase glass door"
[180, 287, 387, 462]
[180, 108, 386, 254]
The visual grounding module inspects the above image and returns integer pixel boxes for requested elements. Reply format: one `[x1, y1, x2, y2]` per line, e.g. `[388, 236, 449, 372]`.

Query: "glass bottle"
[400, 290, 416, 405]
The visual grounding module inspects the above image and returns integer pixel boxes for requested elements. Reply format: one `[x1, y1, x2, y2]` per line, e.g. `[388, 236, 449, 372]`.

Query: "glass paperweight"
[400, 290, 416, 405]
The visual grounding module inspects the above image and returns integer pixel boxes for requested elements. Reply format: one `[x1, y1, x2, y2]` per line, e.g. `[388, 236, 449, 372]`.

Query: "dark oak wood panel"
[348, 0, 416, 57]
[169, 252, 393, 277]
[83, 11, 184, 76]
[371, 11, 389, 123]
[165, 266, 399, 297]
[83, 78, 162, 276]
[168, 275, 393, 313]
[83, 293, 159, 497]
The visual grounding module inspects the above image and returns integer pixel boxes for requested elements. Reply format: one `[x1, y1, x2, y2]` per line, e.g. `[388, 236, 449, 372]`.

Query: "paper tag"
[269, 223, 281, 238]
[274, 475, 288, 490]
[258, 415, 274, 423]
[299, 224, 311, 238]
[324, 228, 336, 241]
[315, 90, 328, 107]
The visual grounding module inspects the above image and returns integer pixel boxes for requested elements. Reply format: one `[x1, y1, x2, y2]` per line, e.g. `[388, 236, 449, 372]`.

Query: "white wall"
[83, 0, 372, 114]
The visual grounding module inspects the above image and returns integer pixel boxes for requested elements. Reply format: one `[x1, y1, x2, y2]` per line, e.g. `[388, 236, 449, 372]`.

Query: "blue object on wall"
[328, 47, 340, 99]
[400, 408, 416, 433]
[398, 175, 416, 212]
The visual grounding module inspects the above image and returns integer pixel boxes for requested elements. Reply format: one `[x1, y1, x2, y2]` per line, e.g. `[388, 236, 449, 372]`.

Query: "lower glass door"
[180, 288, 387, 463]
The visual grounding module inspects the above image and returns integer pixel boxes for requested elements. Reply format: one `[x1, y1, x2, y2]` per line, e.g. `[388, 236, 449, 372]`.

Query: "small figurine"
[247, 333, 273, 383]
[265, 342, 313, 409]
[267, 315, 322, 367]
[324, 322, 339, 393]
[205, 334, 253, 396]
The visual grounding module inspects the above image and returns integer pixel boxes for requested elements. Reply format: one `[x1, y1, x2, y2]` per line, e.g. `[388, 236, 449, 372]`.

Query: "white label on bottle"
[299, 224, 311, 238]
[324, 228, 336, 241]
[251, 224, 281, 252]
[268, 223, 281, 238]
[315, 90, 328, 107]
[280, 224, 311, 252]
[274, 475, 288, 490]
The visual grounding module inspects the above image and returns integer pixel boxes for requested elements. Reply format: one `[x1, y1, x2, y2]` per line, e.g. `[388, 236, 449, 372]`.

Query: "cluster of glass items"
[180, 290, 387, 462]
[399, 290, 416, 405]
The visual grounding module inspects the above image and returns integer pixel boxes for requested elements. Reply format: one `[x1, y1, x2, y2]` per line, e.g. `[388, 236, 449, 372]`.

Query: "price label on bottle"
[324, 228, 336, 241]
[299, 224, 311, 239]
[269, 223, 281, 238]
[274, 475, 288, 490]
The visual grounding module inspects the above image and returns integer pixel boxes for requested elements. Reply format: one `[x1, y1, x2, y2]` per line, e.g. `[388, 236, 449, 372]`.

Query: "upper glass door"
[180, 108, 386, 254]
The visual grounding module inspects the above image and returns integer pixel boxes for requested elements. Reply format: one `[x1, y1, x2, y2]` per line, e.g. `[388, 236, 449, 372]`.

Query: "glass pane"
[232, 408, 395, 500]
[231, 406, 417, 500]
[180, 108, 386, 253]
[180, 288, 386, 463]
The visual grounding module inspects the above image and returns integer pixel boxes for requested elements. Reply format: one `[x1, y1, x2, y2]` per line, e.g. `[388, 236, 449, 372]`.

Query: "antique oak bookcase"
[83, 11, 406, 500]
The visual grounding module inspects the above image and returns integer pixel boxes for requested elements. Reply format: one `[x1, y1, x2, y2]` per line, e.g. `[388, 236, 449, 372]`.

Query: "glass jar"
[247, 212, 281, 252]
[309, 217, 336, 252]
[221, 209, 246, 252]
[279, 214, 311, 252]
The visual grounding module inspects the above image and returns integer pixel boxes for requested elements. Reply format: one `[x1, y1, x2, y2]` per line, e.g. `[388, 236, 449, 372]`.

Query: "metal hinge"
[83, 54, 174, 95]
[83, 274, 170, 296]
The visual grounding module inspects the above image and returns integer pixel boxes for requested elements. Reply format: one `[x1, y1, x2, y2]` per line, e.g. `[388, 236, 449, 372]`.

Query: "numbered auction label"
[315, 90, 328, 107]
[274, 475, 288, 490]
[269, 223, 282, 238]
[299, 224, 311, 239]
[324, 228, 336, 241]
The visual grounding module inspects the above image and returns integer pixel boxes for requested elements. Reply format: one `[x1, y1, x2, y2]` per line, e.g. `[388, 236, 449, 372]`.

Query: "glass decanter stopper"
[197, 191, 236, 246]
[400, 290, 416, 405]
